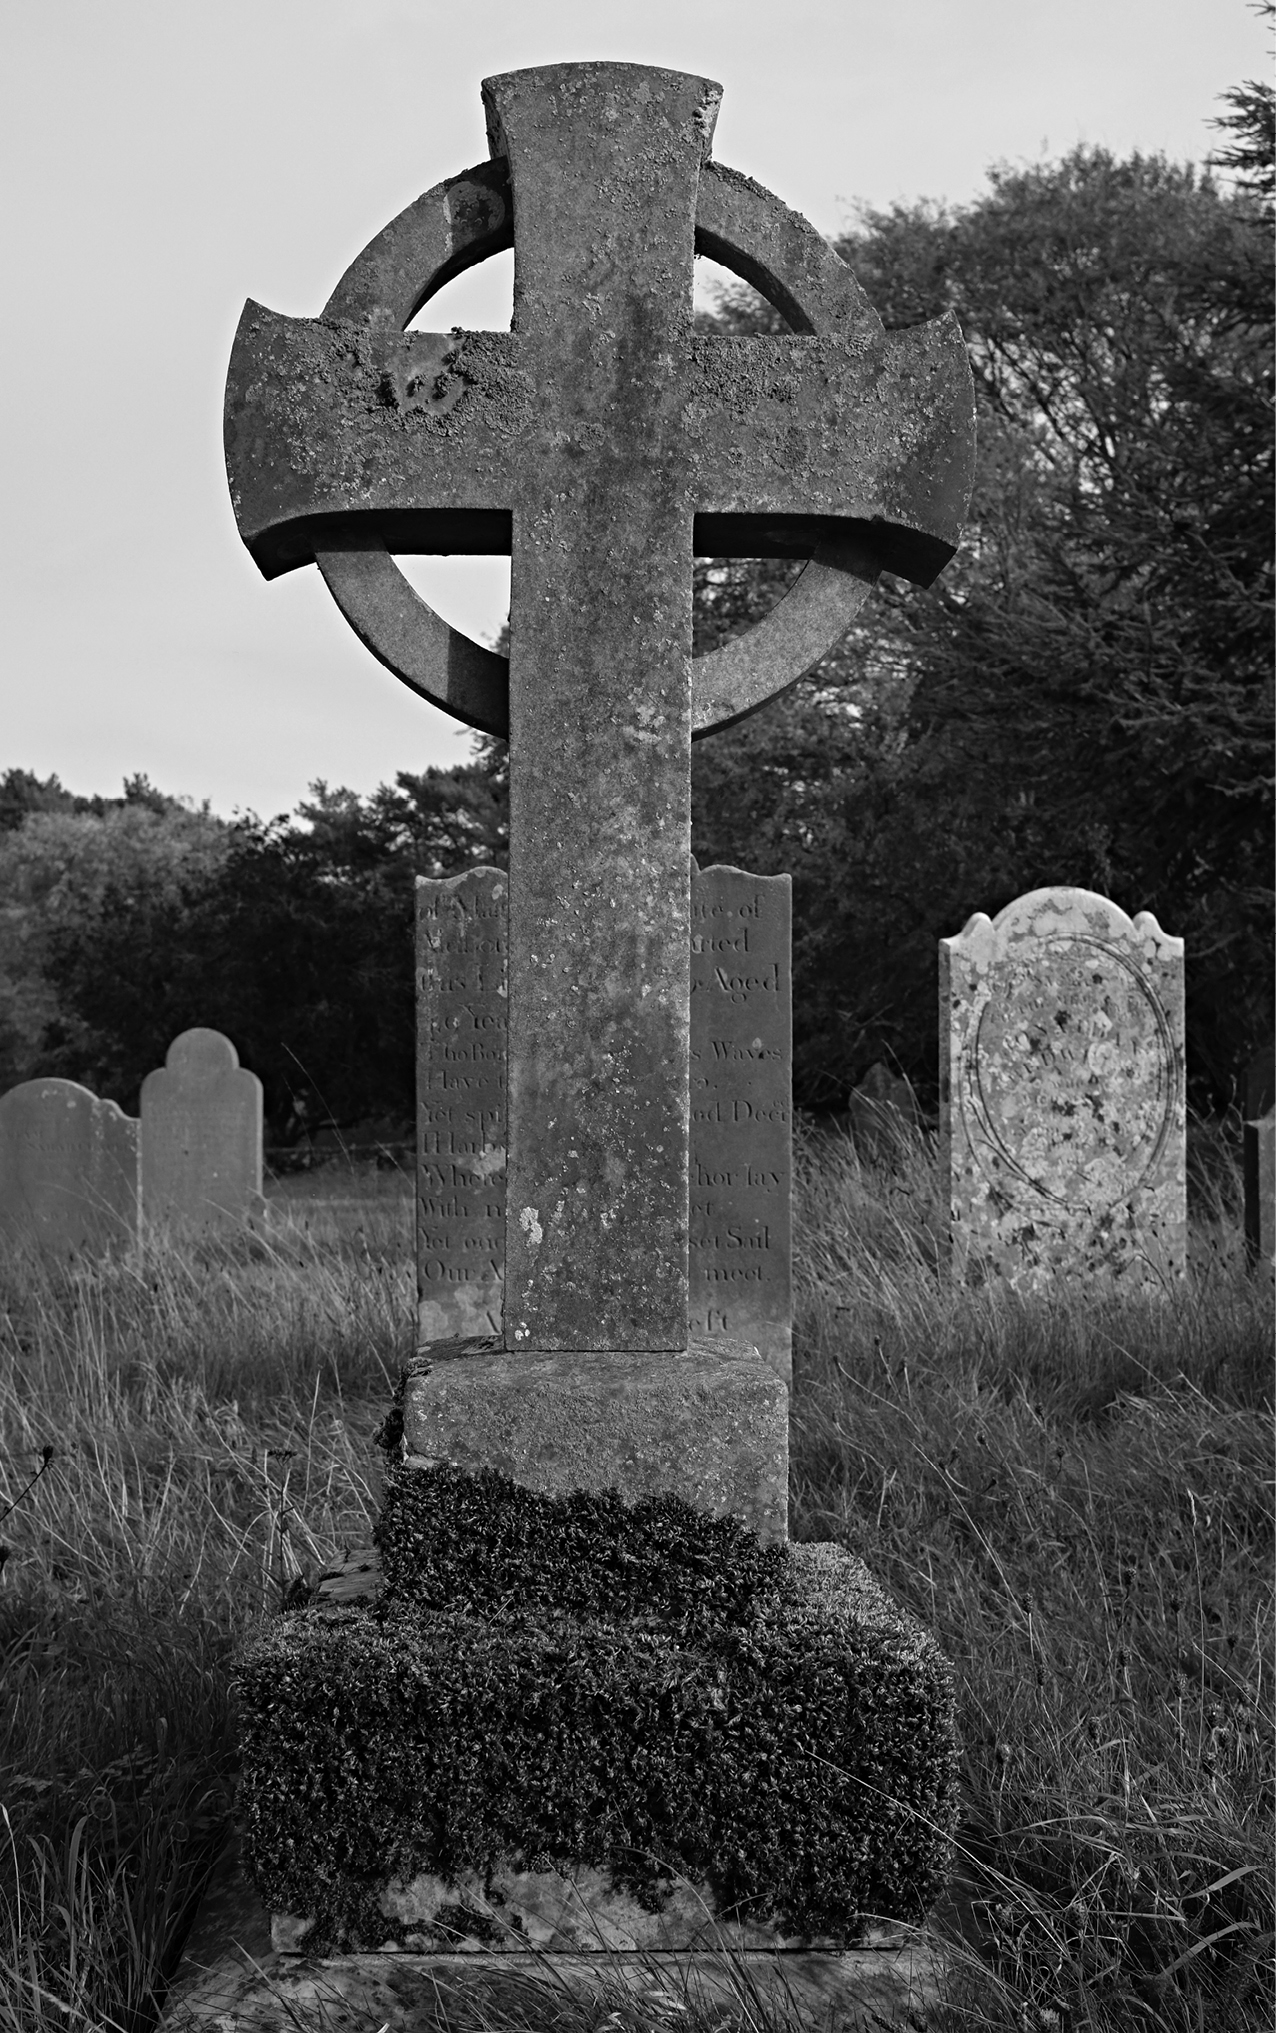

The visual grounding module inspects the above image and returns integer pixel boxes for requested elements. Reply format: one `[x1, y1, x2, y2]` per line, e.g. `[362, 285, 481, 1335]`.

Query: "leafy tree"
[0, 802, 228, 1094]
[1208, 0, 1275, 198]
[694, 144, 1273, 1105]
[30, 752, 509, 1131]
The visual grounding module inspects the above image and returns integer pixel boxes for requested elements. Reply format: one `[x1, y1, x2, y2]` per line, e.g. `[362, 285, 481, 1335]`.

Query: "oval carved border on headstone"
[964, 937, 1178, 1215]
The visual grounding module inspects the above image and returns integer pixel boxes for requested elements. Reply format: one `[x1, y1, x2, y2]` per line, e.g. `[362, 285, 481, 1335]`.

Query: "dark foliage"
[0, 766, 180, 831]
[38, 756, 508, 1133]
[18, 124, 1274, 1123]
[238, 1533, 954, 1952]
[695, 147, 1274, 1106]
[375, 1455, 785, 1626]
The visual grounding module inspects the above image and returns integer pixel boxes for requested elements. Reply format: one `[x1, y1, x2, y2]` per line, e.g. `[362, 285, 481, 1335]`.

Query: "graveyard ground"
[0, 1127, 1270, 2033]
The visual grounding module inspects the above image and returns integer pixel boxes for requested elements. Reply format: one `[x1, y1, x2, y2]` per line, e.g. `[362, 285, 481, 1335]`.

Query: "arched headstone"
[0, 1079, 139, 1255]
[940, 888, 1186, 1288]
[140, 1030, 263, 1231]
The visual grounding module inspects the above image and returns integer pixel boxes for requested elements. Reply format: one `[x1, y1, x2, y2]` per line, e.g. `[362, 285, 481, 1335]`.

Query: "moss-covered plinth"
[237, 1465, 955, 1957]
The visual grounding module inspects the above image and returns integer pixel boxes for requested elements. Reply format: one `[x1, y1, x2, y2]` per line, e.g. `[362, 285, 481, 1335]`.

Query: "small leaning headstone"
[415, 870, 507, 1339]
[1243, 1041, 1275, 1270]
[0, 1078, 139, 1256]
[689, 863, 792, 1383]
[940, 887, 1186, 1288]
[140, 1030, 263, 1232]
[847, 1060, 921, 1158]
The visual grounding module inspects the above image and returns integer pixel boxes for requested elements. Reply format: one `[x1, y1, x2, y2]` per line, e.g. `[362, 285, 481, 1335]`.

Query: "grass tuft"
[0, 1140, 1270, 2030]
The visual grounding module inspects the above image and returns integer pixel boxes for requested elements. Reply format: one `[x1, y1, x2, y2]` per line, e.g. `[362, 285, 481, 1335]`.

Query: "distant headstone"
[1243, 1041, 1275, 1270]
[415, 870, 507, 1341]
[414, 861, 793, 1378]
[688, 864, 792, 1384]
[940, 888, 1186, 1288]
[140, 1030, 263, 1231]
[847, 1060, 921, 1157]
[0, 1079, 139, 1255]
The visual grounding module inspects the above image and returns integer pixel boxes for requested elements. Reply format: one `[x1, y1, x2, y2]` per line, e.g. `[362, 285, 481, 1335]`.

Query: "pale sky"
[1, 0, 1267, 819]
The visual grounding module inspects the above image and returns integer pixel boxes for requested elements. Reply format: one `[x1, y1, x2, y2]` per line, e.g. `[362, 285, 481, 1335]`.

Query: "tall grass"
[791, 1122, 1273, 2029]
[0, 1142, 1269, 2031]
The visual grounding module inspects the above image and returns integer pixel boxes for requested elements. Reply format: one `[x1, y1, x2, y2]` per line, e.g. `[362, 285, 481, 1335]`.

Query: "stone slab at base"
[168, 1947, 946, 2033]
[401, 1334, 787, 1541]
[167, 1840, 945, 2032]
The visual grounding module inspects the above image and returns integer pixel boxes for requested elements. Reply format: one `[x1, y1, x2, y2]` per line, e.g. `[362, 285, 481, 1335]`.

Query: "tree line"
[2, 105, 1270, 1138]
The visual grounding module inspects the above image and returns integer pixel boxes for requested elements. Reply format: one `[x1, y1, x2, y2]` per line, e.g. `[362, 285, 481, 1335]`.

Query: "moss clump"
[374, 1459, 787, 1628]
[237, 1536, 956, 1954]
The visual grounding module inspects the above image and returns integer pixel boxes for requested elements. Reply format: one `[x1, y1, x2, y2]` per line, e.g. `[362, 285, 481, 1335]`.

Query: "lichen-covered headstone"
[940, 888, 1186, 1287]
[415, 869, 507, 1339]
[0, 1079, 139, 1255]
[139, 1030, 263, 1231]
[689, 864, 791, 1383]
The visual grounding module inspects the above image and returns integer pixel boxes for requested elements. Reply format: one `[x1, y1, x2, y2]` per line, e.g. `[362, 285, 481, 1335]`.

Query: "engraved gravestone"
[940, 887, 1186, 1288]
[415, 870, 507, 1338]
[140, 1030, 263, 1231]
[689, 864, 792, 1382]
[413, 862, 792, 1378]
[0, 1079, 139, 1255]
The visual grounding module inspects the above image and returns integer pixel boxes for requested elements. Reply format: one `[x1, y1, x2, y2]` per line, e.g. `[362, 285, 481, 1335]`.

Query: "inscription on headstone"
[0, 1079, 139, 1255]
[940, 887, 1186, 1288]
[689, 864, 791, 1383]
[415, 870, 507, 1341]
[140, 1029, 263, 1231]
[414, 862, 792, 1375]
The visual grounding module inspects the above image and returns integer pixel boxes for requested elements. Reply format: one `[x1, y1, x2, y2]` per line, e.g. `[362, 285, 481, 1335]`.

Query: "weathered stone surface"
[215, 69, 971, 1988]
[0, 1079, 139, 1255]
[139, 1030, 263, 1232]
[415, 870, 506, 1338]
[689, 864, 791, 1383]
[225, 61, 975, 1354]
[1243, 1042, 1274, 1270]
[940, 887, 1186, 1288]
[400, 1335, 787, 1542]
[413, 864, 793, 1376]
[273, 1865, 906, 1956]
[169, 1939, 943, 2033]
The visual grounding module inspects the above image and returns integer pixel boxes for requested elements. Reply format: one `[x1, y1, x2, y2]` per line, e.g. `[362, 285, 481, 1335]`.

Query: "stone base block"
[398, 1334, 787, 1541]
[237, 1543, 956, 1957]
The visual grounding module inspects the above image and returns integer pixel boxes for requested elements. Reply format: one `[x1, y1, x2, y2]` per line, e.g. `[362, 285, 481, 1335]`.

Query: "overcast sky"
[1, 0, 1266, 820]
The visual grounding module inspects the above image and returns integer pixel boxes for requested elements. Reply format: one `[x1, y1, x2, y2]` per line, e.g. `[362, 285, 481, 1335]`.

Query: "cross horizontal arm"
[684, 321, 974, 586]
[224, 308, 527, 579]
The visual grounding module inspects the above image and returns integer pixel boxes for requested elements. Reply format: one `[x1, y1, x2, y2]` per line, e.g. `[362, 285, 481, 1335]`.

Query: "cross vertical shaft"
[492, 66, 718, 1351]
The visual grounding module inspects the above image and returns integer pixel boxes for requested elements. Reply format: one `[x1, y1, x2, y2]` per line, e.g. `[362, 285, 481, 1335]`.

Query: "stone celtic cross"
[225, 62, 974, 1355]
